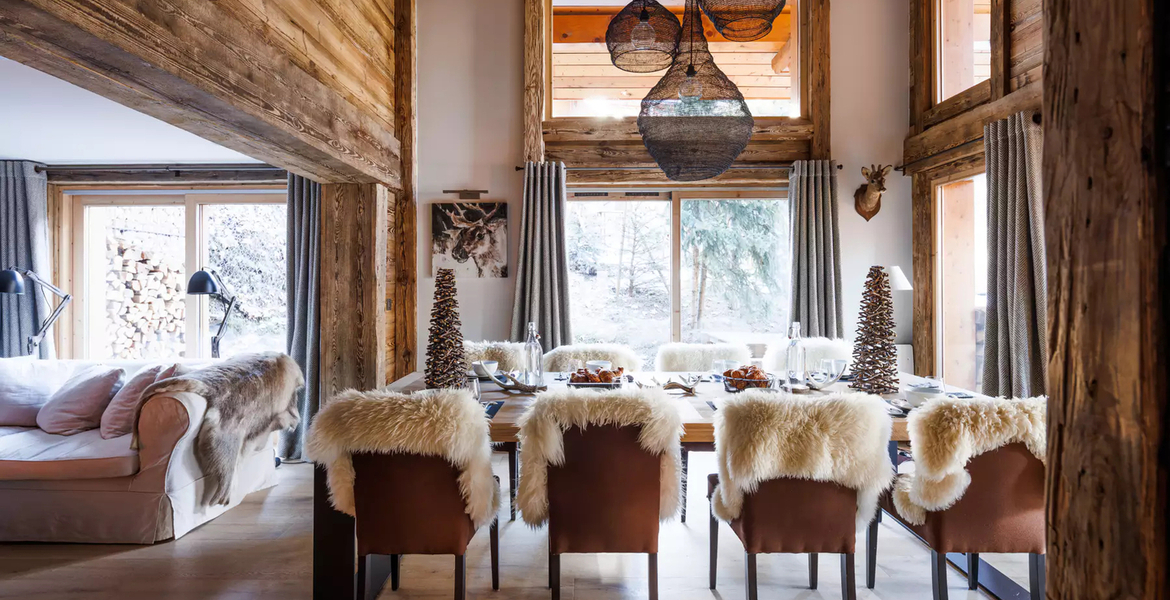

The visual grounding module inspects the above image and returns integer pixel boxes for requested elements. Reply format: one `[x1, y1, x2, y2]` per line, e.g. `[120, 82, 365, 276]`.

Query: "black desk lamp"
[186, 269, 237, 358]
[0, 268, 72, 356]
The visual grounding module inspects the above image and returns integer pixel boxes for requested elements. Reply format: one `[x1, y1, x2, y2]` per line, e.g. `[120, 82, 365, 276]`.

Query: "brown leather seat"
[351, 452, 499, 600]
[546, 424, 664, 599]
[707, 473, 859, 600]
[869, 443, 1045, 600]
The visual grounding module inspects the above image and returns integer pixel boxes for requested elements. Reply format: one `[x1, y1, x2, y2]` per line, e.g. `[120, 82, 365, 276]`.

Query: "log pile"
[103, 237, 187, 359]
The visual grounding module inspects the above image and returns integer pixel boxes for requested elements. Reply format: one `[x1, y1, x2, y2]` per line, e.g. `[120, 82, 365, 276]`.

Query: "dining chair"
[761, 337, 853, 372]
[542, 343, 643, 372]
[462, 339, 525, 521]
[516, 387, 684, 600]
[654, 342, 752, 372]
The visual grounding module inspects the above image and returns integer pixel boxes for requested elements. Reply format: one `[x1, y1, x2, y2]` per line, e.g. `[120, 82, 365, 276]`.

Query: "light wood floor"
[0, 454, 1028, 599]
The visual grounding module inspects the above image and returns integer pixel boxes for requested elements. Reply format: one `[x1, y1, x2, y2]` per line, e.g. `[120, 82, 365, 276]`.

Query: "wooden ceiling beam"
[552, 9, 793, 45]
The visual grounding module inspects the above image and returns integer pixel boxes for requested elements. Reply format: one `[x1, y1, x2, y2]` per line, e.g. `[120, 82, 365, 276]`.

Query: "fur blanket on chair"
[464, 340, 527, 372]
[516, 387, 683, 526]
[711, 390, 894, 530]
[138, 352, 303, 506]
[305, 387, 499, 529]
[654, 342, 752, 372]
[762, 337, 853, 372]
[543, 343, 644, 372]
[891, 396, 1046, 525]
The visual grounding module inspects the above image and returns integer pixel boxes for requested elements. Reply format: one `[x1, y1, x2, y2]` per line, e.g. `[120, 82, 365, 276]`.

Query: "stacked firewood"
[103, 238, 186, 359]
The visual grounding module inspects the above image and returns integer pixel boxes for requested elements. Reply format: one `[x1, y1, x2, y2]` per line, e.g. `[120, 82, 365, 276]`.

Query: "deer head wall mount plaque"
[853, 164, 893, 221]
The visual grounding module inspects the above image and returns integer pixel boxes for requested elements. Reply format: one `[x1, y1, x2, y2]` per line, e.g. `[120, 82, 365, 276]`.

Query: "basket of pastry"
[567, 367, 627, 390]
[722, 365, 775, 392]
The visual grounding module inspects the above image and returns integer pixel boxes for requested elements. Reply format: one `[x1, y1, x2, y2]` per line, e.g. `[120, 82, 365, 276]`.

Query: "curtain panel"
[510, 162, 572, 349]
[279, 174, 321, 460]
[0, 161, 53, 358]
[789, 159, 844, 339]
[982, 111, 1047, 397]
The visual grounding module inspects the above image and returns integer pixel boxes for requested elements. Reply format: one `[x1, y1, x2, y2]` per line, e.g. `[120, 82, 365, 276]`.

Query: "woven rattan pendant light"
[606, 0, 682, 73]
[698, 0, 786, 42]
[637, 0, 754, 182]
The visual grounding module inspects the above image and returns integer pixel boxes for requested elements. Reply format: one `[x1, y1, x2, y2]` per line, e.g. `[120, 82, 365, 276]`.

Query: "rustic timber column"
[314, 182, 390, 599]
[1044, 0, 1169, 596]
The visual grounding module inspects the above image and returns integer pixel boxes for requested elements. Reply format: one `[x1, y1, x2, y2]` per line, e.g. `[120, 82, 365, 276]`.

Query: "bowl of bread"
[567, 367, 627, 390]
[722, 365, 776, 392]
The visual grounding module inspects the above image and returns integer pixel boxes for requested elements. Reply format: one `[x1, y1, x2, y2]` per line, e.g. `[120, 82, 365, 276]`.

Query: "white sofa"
[0, 359, 278, 544]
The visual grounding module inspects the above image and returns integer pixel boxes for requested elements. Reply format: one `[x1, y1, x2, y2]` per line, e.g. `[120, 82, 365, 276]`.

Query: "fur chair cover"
[516, 387, 683, 526]
[654, 342, 752, 372]
[762, 337, 853, 372]
[464, 340, 527, 372]
[891, 396, 1046, 525]
[305, 387, 499, 529]
[711, 390, 894, 530]
[543, 343, 644, 372]
[138, 352, 302, 505]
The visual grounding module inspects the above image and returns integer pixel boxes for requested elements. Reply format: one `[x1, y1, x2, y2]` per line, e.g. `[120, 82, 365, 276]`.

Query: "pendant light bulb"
[679, 65, 703, 100]
[630, 8, 657, 50]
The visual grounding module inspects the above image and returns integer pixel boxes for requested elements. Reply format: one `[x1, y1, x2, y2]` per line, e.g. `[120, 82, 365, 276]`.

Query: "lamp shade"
[186, 270, 219, 295]
[886, 266, 913, 291]
[0, 269, 26, 294]
[606, 0, 682, 73]
[698, 0, 787, 42]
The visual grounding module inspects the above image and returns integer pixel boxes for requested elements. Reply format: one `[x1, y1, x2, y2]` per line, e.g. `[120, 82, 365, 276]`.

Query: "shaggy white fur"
[516, 387, 684, 527]
[464, 340, 527, 372]
[654, 342, 752, 372]
[543, 343, 644, 372]
[761, 337, 854, 372]
[891, 396, 1046, 526]
[711, 390, 894, 530]
[305, 387, 499, 529]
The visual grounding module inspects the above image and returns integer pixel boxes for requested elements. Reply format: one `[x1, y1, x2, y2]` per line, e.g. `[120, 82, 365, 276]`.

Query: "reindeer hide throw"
[464, 340, 527, 372]
[305, 387, 499, 529]
[654, 342, 752, 372]
[516, 387, 683, 526]
[711, 390, 894, 530]
[891, 396, 1046, 525]
[542, 343, 644, 372]
[138, 352, 303, 506]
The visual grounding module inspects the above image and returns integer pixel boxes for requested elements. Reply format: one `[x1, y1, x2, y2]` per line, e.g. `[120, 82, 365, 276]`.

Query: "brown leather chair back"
[547, 424, 663, 554]
[351, 452, 476, 557]
[732, 477, 858, 554]
[927, 442, 1045, 553]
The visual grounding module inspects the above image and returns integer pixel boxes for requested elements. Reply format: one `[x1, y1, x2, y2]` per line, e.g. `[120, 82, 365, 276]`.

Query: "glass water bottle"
[523, 322, 544, 387]
[785, 322, 804, 387]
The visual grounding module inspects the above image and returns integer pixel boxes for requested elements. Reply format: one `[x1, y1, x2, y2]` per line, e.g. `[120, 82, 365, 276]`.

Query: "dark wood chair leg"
[680, 448, 689, 523]
[840, 553, 856, 600]
[508, 443, 518, 521]
[866, 515, 878, 589]
[809, 553, 819, 589]
[454, 554, 466, 600]
[745, 552, 758, 600]
[648, 553, 658, 600]
[390, 554, 400, 591]
[549, 553, 560, 600]
[1028, 553, 1045, 600]
[708, 503, 718, 589]
[357, 554, 368, 600]
[967, 553, 979, 590]
[930, 549, 949, 600]
[490, 520, 500, 591]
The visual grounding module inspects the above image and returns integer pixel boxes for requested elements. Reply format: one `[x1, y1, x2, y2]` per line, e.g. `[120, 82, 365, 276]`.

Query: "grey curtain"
[982, 111, 1046, 397]
[510, 162, 572, 349]
[789, 159, 844, 338]
[279, 175, 321, 460]
[0, 161, 53, 359]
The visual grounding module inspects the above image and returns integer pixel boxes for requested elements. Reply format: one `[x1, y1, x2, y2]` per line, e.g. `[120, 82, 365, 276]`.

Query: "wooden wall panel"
[390, 0, 418, 379]
[524, 0, 547, 163]
[911, 173, 936, 377]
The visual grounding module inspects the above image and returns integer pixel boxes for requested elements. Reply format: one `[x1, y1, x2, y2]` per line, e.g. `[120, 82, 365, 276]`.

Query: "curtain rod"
[33, 163, 284, 173]
[515, 164, 843, 172]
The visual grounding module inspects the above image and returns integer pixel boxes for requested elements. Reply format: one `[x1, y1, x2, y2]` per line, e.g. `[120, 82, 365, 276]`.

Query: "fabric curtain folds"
[982, 111, 1047, 397]
[0, 161, 52, 358]
[279, 174, 322, 460]
[789, 160, 844, 339]
[510, 162, 572, 349]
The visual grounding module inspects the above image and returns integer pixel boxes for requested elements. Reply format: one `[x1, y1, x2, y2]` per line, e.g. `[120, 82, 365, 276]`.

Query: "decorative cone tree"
[425, 268, 468, 389]
[849, 266, 899, 394]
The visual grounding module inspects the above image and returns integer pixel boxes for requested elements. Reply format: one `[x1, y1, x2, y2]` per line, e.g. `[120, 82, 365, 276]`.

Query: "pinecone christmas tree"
[425, 268, 468, 389]
[850, 266, 900, 394]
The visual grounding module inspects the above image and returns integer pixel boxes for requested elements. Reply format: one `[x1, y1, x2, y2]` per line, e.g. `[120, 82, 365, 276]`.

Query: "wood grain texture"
[911, 173, 935, 377]
[523, 0, 546, 163]
[1044, 0, 1169, 596]
[805, 0, 831, 159]
[920, 80, 993, 130]
[908, 0, 935, 134]
[390, 0, 418, 381]
[901, 139, 985, 175]
[990, 0, 1008, 98]
[566, 168, 791, 187]
[43, 165, 287, 184]
[0, 0, 401, 186]
[903, 81, 1041, 165]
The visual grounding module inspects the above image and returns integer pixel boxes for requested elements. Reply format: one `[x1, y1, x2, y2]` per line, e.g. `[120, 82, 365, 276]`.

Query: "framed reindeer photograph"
[431, 202, 509, 278]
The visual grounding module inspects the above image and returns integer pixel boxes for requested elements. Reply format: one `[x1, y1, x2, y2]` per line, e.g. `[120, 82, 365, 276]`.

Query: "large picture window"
[935, 173, 988, 392]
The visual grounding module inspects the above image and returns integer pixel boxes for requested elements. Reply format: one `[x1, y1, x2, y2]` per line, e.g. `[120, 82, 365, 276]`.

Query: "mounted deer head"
[853, 164, 893, 221]
[447, 203, 506, 277]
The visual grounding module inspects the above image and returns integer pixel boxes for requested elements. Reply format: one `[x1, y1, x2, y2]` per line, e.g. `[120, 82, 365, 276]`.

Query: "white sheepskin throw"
[762, 337, 853, 372]
[464, 340, 527, 372]
[305, 387, 500, 529]
[543, 343, 643, 372]
[711, 390, 894, 530]
[654, 342, 752, 372]
[516, 387, 683, 526]
[891, 396, 1046, 526]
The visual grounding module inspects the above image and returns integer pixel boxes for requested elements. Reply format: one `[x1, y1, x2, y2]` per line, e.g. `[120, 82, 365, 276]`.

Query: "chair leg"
[680, 448, 689, 523]
[490, 520, 500, 591]
[1028, 553, 1045, 600]
[930, 549, 949, 600]
[648, 553, 658, 600]
[454, 554, 466, 600]
[357, 554, 368, 600]
[508, 444, 518, 521]
[809, 553, 818, 589]
[745, 552, 758, 600]
[549, 553, 560, 600]
[840, 553, 856, 600]
[866, 514, 879, 589]
[390, 554, 400, 591]
[967, 553, 979, 590]
[708, 503, 718, 589]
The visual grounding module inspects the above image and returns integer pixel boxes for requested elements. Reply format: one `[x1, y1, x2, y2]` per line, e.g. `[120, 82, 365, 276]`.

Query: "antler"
[447, 204, 473, 227]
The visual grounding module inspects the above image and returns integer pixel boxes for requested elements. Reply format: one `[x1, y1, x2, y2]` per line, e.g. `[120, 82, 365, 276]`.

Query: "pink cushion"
[36, 367, 125, 436]
[0, 359, 75, 427]
[99, 365, 163, 439]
